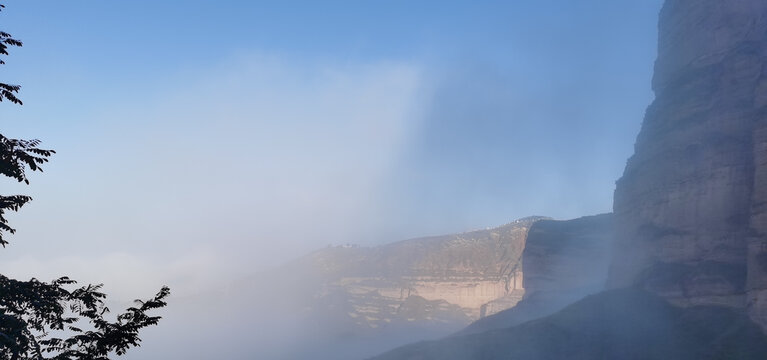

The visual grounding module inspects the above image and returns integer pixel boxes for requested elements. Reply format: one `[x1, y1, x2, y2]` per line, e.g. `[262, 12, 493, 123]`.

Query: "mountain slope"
[371, 289, 767, 360]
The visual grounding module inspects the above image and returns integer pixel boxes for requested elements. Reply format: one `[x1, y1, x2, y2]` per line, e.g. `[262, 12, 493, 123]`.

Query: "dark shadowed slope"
[371, 289, 767, 360]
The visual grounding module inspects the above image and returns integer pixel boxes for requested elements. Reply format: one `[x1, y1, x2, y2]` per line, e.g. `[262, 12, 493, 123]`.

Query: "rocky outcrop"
[459, 214, 613, 335]
[522, 214, 613, 298]
[297, 217, 542, 327]
[608, 0, 767, 330]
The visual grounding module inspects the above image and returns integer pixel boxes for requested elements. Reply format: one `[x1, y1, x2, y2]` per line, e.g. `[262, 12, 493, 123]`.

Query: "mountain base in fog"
[371, 288, 767, 360]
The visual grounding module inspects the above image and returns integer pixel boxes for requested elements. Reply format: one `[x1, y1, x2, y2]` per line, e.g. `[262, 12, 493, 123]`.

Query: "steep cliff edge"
[522, 214, 613, 299]
[608, 0, 767, 329]
[459, 214, 613, 334]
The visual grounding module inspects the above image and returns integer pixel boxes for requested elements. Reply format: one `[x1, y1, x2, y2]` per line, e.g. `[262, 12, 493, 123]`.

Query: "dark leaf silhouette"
[0, 4, 169, 359]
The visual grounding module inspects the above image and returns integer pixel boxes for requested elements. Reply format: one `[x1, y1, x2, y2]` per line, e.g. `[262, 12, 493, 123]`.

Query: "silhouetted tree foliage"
[0, 135, 54, 248]
[0, 5, 22, 106]
[0, 5, 169, 359]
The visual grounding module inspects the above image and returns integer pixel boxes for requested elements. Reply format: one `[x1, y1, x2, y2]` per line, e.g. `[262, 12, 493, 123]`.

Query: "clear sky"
[0, 0, 663, 299]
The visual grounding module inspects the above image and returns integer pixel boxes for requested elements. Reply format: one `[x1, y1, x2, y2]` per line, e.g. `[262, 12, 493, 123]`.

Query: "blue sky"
[0, 0, 662, 297]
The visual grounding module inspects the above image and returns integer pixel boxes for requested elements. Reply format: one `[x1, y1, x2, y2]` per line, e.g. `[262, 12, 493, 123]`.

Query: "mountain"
[154, 215, 617, 360]
[371, 0, 767, 358]
[220, 216, 547, 359]
[291, 216, 543, 327]
[248, 214, 618, 359]
[608, 0, 767, 330]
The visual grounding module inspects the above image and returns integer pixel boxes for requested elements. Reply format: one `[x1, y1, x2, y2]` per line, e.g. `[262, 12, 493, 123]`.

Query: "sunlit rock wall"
[300, 217, 542, 328]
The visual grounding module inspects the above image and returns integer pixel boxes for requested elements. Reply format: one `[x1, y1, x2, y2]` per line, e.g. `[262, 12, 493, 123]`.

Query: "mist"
[0, 0, 674, 359]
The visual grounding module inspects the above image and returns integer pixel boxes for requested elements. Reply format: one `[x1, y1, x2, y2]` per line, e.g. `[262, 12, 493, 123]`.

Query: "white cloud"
[3, 54, 426, 299]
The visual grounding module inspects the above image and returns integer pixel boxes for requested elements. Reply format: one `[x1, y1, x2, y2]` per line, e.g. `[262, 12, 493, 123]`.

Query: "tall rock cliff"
[459, 214, 613, 335]
[609, 0, 767, 329]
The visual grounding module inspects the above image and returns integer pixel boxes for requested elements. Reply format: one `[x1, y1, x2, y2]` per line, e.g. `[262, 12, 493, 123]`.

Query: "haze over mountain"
[0, 1, 661, 303]
[372, 0, 767, 358]
[119, 214, 614, 359]
[119, 0, 767, 358]
[8, 0, 743, 359]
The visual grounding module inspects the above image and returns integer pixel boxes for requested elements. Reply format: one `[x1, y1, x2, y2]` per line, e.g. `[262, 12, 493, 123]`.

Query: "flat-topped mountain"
[227, 216, 569, 359]
[226, 214, 615, 359]
[291, 216, 543, 329]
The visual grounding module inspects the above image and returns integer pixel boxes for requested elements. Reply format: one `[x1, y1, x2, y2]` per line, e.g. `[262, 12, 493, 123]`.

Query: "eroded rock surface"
[608, 0, 767, 329]
[297, 217, 542, 328]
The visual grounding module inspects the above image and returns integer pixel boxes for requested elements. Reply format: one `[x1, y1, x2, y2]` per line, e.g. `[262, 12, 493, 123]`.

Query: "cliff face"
[609, 0, 767, 328]
[522, 214, 613, 298]
[298, 217, 541, 328]
[459, 214, 613, 335]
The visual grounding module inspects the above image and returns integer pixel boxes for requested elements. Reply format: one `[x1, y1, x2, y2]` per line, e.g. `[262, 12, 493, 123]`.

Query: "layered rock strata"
[294, 217, 543, 329]
[608, 0, 767, 329]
